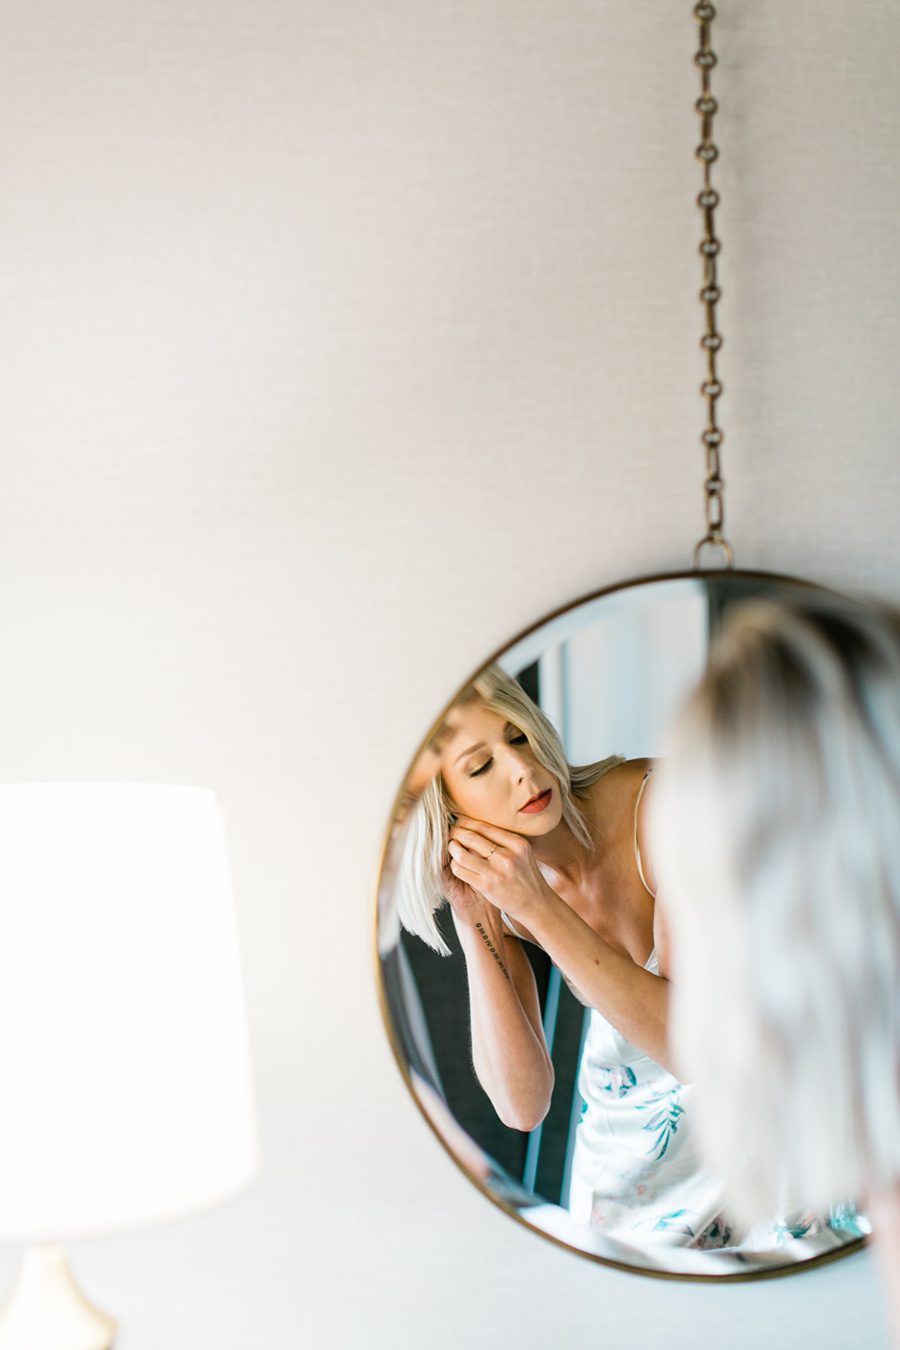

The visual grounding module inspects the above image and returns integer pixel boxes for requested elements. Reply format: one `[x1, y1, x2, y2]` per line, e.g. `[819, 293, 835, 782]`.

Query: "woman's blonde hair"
[397, 664, 620, 955]
[650, 592, 900, 1223]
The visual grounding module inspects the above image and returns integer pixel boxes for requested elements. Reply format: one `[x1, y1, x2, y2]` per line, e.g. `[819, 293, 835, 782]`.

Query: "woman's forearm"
[454, 905, 554, 1132]
[867, 1183, 900, 1348]
[522, 890, 674, 1074]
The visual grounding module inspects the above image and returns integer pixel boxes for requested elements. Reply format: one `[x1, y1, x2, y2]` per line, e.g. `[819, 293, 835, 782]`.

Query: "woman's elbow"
[495, 1072, 554, 1133]
[497, 1100, 550, 1133]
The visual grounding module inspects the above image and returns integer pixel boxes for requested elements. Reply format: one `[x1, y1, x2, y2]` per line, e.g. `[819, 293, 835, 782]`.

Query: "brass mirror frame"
[373, 567, 869, 1282]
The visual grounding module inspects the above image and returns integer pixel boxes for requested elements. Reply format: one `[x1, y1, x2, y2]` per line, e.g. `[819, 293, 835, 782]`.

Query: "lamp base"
[0, 1244, 117, 1350]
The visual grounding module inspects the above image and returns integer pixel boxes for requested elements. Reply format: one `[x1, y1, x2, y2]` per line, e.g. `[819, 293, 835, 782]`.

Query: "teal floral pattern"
[827, 1200, 866, 1238]
[653, 1208, 695, 1238]
[774, 1214, 816, 1244]
[595, 1064, 638, 1098]
[695, 1216, 733, 1248]
[637, 1087, 685, 1160]
[570, 949, 734, 1248]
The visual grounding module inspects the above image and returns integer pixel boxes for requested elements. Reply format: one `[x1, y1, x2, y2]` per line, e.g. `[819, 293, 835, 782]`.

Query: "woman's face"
[439, 701, 563, 835]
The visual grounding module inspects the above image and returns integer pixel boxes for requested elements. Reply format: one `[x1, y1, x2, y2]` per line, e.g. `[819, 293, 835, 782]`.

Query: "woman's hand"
[447, 817, 555, 924]
[440, 860, 491, 926]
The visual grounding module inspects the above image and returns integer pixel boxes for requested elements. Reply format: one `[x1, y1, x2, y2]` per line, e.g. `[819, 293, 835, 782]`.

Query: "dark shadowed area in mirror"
[376, 572, 870, 1278]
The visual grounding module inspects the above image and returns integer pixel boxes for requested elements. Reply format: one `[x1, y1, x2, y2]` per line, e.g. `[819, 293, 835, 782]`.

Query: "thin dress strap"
[501, 910, 528, 942]
[633, 768, 656, 899]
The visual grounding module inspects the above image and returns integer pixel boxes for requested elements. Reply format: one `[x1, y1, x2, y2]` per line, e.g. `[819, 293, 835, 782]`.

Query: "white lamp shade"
[0, 784, 260, 1242]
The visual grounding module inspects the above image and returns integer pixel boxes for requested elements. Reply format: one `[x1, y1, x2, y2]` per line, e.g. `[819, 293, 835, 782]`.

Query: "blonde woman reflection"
[398, 666, 732, 1247]
[650, 593, 900, 1330]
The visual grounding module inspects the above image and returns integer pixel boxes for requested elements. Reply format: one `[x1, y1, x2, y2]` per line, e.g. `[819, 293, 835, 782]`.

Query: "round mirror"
[375, 570, 870, 1278]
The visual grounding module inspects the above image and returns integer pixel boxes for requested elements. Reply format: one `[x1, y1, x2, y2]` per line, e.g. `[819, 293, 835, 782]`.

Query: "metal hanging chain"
[692, 2, 735, 569]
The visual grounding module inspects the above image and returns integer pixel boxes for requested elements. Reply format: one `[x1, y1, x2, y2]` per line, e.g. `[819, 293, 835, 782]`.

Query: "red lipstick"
[519, 788, 552, 815]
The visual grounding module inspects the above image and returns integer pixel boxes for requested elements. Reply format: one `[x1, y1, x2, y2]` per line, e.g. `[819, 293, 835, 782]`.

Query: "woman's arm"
[866, 1182, 900, 1349]
[449, 818, 675, 1075]
[519, 889, 674, 1073]
[448, 887, 554, 1133]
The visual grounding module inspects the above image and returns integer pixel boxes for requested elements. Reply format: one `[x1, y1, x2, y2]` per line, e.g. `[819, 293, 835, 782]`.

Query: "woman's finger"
[449, 825, 504, 860]
[448, 855, 485, 888]
[452, 816, 521, 849]
[447, 839, 484, 872]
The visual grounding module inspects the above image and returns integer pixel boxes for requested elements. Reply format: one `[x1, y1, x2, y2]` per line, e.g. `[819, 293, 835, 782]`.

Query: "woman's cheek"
[455, 787, 482, 817]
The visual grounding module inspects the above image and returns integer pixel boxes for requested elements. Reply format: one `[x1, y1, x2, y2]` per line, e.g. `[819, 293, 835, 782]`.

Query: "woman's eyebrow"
[454, 741, 487, 766]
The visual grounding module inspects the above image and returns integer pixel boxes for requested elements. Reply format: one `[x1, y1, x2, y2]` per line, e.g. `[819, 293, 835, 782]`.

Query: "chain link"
[692, 1, 734, 570]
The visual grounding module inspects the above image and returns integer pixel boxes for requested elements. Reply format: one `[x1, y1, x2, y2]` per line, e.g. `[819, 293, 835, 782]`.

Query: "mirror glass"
[376, 571, 871, 1277]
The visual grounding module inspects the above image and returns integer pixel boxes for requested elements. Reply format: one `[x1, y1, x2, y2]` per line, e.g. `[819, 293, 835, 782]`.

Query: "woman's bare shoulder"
[583, 756, 654, 808]
[574, 758, 656, 854]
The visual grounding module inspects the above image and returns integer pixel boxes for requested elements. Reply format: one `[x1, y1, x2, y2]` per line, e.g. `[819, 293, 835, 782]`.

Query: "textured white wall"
[0, 1, 897, 1346]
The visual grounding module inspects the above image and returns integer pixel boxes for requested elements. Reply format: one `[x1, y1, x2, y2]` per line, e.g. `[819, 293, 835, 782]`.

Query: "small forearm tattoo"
[475, 921, 510, 982]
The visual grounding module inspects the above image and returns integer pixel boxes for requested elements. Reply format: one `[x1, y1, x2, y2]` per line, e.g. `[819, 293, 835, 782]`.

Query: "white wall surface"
[1, 1, 898, 1346]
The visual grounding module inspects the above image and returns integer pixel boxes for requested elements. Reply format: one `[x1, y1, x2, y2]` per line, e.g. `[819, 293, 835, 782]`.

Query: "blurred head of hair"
[650, 591, 900, 1222]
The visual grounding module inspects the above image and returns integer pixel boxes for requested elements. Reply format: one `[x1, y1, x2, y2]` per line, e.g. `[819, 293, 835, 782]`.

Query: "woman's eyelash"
[468, 733, 528, 777]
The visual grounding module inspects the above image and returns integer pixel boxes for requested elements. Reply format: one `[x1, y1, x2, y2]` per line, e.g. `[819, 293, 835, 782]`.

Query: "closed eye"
[469, 730, 527, 777]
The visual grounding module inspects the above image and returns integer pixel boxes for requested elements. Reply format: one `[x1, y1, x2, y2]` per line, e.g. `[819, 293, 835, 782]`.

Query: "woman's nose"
[506, 748, 530, 779]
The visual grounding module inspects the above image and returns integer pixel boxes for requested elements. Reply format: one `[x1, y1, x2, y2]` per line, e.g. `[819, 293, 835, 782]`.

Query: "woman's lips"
[519, 788, 552, 814]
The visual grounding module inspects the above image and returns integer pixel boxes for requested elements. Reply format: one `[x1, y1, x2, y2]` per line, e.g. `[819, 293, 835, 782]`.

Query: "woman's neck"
[530, 812, 595, 887]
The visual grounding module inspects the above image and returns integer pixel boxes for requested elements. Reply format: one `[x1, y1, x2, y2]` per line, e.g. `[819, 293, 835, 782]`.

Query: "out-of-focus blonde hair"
[397, 664, 620, 956]
[649, 592, 900, 1223]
